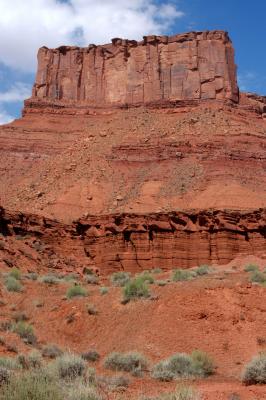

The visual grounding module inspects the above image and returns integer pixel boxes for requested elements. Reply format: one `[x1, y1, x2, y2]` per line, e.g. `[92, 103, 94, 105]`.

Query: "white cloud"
[0, 82, 32, 102]
[0, 0, 184, 72]
[0, 109, 14, 125]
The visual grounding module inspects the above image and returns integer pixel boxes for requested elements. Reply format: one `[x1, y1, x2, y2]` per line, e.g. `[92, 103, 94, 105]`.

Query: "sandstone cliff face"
[31, 30, 239, 108]
[1, 207, 265, 274]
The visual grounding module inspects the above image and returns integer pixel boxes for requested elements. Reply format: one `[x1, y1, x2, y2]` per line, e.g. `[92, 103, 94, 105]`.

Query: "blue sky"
[0, 0, 265, 124]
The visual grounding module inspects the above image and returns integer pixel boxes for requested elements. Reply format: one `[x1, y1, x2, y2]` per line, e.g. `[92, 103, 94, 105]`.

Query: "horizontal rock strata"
[1, 207, 265, 274]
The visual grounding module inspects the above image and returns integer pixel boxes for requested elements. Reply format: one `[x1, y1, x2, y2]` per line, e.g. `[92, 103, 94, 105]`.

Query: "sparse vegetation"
[5, 277, 22, 292]
[104, 351, 148, 376]
[99, 287, 109, 295]
[86, 304, 98, 315]
[0, 370, 63, 400]
[242, 353, 266, 384]
[172, 269, 194, 282]
[123, 277, 150, 302]
[151, 351, 214, 381]
[81, 350, 100, 362]
[42, 344, 63, 359]
[110, 271, 130, 287]
[156, 280, 168, 286]
[249, 270, 266, 284]
[151, 268, 162, 274]
[24, 272, 38, 281]
[137, 271, 154, 284]
[40, 274, 60, 285]
[85, 274, 99, 285]
[55, 353, 86, 380]
[0, 367, 10, 385]
[8, 268, 21, 280]
[244, 264, 259, 272]
[12, 321, 36, 345]
[66, 285, 87, 299]
[194, 265, 210, 276]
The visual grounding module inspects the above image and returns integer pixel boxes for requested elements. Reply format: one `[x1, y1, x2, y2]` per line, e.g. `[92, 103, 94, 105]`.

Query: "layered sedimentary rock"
[28, 30, 239, 112]
[1, 207, 265, 274]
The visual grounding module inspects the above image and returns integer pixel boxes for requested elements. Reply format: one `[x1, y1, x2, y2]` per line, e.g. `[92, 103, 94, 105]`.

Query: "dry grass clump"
[55, 353, 86, 380]
[151, 350, 214, 381]
[123, 277, 150, 302]
[242, 353, 266, 384]
[5, 277, 23, 293]
[110, 272, 131, 287]
[67, 285, 87, 299]
[42, 344, 63, 359]
[104, 351, 148, 377]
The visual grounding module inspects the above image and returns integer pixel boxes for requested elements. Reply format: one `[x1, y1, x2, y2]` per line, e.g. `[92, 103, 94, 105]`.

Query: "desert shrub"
[0, 357, 20, 370]
[42, 344, 63, 359]
[172, 269, 194, 282]
[190, 350, 214, 377]
[104, 351, 148, 376]
[5, 277, 22, 292]
[194, 265, 210, 276]
[65, 384, 101, 400]
[123, 277, 150, 302]
[40, 274, 60, 285]
[0, 370, 63, 400]
[63, 273, 80, 282]
[8, 268, 21, 280]
[250, 270, 266, 284]
[55, 353, 86, 380]
[137, 271, 154, 284]
[24, 272, 38, 281]
[98, 374, 130, 390]
[151, 268, 162, 274]
[12, 322, 36, 345]
[0, 321, 12, 332]
[28, 350, 42, 368]
[81, 350, 100, 362]
[242, 353, 266, 384]
[174, 385, 200, 400]
[67, 285, 87, 299]
[244, 264, 259, 272]
[99, 287, 108, 295]
[151, 351, 214, 381]
[156, 280, 167, 286]
[110, 271, 130, 287]
[85, 274, 99, 285]
[0, 367, 10, 385]
[86, 304, 98, 315]
[13, 312, 28, 323]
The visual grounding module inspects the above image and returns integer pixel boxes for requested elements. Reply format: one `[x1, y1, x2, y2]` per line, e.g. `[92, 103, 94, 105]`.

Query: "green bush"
[190, 350, 214, 377]
[0, 370, 63, 400]
[99, 287, 109, 295]
[151, 351, 214, 381]
[42, 344, 63, 359]
[123, 277, 150, 302]
[5, 277, 22, 293]
[12, 322, 36, 345]
[104, 351, 148, 376]
[8, 268, 21, 280]
[172, 269, 194, 282]
[250, 270, 266, 284]
[244, 264, 259, 272]
[110, 271, 130, 287]
[242, 353, 266, 384]
[194, 265, 210, 276]
[137, 271, 154, 284]
[67, 285, 87, 299]
[55, 353, 86, 380]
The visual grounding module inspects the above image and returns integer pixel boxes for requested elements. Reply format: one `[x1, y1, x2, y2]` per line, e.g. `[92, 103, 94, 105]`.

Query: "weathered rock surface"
[27, 30, 239, 112]
[1, 207, 265, 274]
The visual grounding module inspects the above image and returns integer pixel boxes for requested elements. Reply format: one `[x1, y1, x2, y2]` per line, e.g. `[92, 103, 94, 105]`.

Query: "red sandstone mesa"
[30, 30, 239, 109]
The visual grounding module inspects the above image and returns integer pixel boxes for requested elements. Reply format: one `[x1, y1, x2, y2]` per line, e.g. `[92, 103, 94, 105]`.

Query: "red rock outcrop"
[27, 30, 239, 113]
[1, 207, 265, 274]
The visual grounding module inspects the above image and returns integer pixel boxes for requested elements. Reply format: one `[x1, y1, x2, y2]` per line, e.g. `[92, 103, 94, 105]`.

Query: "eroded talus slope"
[0, 103, 266, 222]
